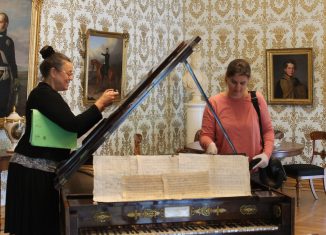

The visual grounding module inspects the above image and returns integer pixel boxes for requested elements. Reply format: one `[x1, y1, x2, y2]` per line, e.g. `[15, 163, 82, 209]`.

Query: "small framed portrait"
[84, 29, 129, 104]
[266, 48, 313, 105]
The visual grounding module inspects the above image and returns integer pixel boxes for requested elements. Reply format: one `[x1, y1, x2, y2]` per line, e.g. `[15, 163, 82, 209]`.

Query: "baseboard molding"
[283, 178, 325, 191]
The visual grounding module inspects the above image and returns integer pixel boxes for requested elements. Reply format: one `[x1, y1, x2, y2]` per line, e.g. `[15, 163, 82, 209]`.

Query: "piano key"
[80, 223, 281, 235]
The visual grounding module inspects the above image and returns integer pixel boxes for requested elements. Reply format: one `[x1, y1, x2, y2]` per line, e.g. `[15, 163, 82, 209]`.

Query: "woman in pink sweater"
[199, 59, 274, 170]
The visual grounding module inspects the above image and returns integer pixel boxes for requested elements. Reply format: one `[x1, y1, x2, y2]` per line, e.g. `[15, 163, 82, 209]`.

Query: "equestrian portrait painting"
[84, 29, 129, 104]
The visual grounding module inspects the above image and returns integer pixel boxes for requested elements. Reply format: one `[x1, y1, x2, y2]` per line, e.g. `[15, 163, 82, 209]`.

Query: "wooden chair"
[283, 131, 326, 207]
[274, 129, 284, 140]
[194, 129, 201, 142]
[134, 133, 142, 155]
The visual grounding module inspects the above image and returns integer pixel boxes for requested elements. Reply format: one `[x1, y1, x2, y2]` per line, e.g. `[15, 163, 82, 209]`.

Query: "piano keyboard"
[62, 169, 294, 235]
[79, 220, 279, 234]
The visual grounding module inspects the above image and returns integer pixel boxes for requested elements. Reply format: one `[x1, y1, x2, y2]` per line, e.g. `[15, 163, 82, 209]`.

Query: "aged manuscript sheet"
[93, 154, 251, 202]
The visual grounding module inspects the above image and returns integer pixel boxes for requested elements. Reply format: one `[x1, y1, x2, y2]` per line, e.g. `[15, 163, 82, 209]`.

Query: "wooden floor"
[0, 188, 325, 235]
[284, 188, 326, 235]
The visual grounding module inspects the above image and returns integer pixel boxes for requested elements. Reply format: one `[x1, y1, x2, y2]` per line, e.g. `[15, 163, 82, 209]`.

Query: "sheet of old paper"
[122, 175, 164, 200]
[93, 154, 251, 202]
[178, 153, 251, 197]
[162, 171, 210, 199]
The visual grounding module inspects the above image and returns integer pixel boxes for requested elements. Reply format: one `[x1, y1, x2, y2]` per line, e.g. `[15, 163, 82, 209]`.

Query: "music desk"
[184, 141, 305, 159]
[0, 149, 12, 229]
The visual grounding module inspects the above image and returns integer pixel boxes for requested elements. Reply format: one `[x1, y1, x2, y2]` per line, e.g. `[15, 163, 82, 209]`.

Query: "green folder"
[30, 109, 77, 149]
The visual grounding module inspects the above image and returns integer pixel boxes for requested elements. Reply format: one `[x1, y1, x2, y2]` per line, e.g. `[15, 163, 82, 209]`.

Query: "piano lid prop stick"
[183, 60, 237, 154]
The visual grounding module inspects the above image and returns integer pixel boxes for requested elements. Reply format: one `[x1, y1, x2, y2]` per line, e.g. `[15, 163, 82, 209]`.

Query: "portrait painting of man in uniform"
[84, 30, 129, 104]
[266, 48, 313, 105]
[0, 0, 42, 122]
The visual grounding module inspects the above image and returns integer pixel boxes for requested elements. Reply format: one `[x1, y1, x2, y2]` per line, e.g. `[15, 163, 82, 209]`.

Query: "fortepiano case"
[57, 37, 295, 234]
[60, 169, 294, 235]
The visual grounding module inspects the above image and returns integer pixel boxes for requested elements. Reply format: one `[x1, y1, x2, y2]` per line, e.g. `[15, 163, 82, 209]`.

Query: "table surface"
[185, 141, 304, 159]
[272, 142, 304, 159]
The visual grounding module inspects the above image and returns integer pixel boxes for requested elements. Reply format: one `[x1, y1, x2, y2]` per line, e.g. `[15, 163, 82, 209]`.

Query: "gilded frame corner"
[28, 0, 43, 92]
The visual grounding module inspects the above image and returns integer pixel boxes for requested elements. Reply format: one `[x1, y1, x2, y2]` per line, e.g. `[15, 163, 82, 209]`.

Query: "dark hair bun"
[40, 45, 55, 59]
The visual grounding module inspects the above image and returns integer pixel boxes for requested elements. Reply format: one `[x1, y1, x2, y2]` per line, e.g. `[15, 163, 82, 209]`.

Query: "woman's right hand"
[206, 142, 218, 154]
[95, 89, 119, 112]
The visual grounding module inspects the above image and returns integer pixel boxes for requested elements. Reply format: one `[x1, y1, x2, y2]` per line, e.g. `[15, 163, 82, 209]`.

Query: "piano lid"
[54, 36, 201, 189]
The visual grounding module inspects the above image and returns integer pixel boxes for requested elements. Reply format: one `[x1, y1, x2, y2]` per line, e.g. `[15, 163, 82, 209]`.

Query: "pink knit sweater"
[199, 91, 274, 160]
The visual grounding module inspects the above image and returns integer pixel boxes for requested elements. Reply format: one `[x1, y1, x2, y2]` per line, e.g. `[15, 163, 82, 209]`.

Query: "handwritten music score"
[93, 154, 251, 202]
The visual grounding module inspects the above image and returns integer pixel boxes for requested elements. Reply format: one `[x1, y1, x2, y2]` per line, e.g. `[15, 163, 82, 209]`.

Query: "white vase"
[4, 107, 25, 153]
[182, 51, 207, 103]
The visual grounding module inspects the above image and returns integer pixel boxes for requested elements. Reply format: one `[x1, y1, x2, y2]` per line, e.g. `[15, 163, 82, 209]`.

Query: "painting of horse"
[84, 30, 129, 103]
[90, 59, 115, 88]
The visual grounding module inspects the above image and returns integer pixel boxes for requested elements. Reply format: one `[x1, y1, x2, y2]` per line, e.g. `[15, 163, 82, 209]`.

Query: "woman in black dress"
[5, 45, 119, 235]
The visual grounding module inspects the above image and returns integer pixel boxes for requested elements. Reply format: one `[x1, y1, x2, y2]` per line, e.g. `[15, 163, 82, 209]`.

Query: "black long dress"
[5, 82, 102, 235]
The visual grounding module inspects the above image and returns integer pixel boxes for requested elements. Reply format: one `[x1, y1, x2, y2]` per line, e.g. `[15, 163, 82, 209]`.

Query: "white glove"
[206, 142, 218, 154]
[252, 153, 269, 169]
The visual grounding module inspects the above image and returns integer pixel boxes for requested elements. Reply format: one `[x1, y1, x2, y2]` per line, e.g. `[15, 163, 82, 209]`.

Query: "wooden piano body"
[57, 37, 295, 234]
[61, 169, 294, 235]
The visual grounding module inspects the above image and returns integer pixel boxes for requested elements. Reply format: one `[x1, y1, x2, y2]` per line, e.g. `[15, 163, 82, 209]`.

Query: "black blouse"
[15, 82, 102, 162]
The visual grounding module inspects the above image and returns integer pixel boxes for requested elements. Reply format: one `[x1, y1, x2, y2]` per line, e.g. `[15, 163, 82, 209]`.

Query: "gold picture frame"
[84, 29, 129, 104]
[266, 48, 313, 105]
[0, 0, 42, 128]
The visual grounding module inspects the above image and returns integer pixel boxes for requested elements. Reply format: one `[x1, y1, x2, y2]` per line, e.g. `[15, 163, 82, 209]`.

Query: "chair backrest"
[134, 133, 142, 155]
[194, 129, 201, 142]
[310, 131, 326, 164]
[274, 130, 284, 140]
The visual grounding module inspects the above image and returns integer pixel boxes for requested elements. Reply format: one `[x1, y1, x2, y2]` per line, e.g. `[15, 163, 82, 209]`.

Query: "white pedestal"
[185, 102, 205, 144]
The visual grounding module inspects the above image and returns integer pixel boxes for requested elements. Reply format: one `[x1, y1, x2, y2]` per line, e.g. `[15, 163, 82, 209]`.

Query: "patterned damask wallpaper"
[38, 0, 186, 156]
[183, 0, 326, 166]
[1, 0, 326, 204]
